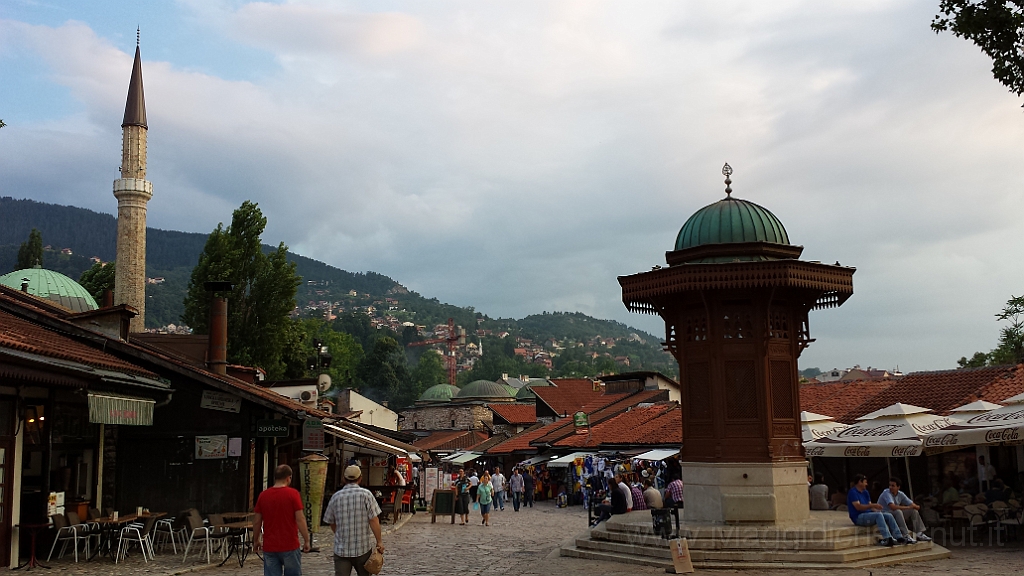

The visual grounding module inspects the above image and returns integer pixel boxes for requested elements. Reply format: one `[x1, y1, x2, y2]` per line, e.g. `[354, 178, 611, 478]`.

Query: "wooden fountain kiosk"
[619, 164, 854, 523]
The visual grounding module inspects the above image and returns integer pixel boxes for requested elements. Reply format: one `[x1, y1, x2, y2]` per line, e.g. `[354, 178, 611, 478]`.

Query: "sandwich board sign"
[669, 538, 694, 574]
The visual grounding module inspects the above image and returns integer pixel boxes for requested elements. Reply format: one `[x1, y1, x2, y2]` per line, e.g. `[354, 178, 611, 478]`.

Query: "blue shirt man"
[847, 474, 904, 546]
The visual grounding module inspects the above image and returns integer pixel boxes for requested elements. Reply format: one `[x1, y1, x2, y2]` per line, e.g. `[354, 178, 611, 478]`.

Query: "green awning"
[88, 393, 155, 426]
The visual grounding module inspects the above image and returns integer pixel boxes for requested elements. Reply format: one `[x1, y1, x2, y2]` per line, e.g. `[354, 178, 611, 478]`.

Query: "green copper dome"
[0, 268, 98, 313]
[515, 380, 553, 401]
[675, 197, 789, 251]
[456, 380, 513, 399]
[418, 384, 461, 403]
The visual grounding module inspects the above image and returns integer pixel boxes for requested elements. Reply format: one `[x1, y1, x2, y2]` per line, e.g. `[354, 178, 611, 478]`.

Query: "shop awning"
[448, 452, 481, 465]
[518, 455, 552, 467]
[324, 423, 420, 460]
[548, 452, 592, 467]
[634, 448, 678, 461]
[88, 393, 155, 426]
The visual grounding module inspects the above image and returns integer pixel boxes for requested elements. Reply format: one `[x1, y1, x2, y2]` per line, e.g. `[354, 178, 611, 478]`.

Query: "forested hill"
[0, 197, 674, 375]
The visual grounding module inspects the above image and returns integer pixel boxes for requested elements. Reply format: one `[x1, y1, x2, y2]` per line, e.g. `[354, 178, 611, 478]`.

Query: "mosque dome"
[515, 380, 552, 401]
[418, 384, 461, 403]
[0, 268, 99, 313]
[456, 380, 514, 400]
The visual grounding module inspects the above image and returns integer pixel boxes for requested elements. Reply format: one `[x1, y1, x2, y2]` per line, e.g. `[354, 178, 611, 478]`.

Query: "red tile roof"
[534, 379, 604, 416]
[488, 403, 536, 425]
[799, 365, 1024, 423]
[533, 389, 667, 446]
[0, 309, 157, 378]
[413, 430, 488, 451]
[554, 403, 677, 448]
[486, 423, 552, 454]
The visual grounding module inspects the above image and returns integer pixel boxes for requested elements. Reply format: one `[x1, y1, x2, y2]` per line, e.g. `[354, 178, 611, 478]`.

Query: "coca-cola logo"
[912, 418, 954, 434]
[968, 410, 1024, 425]
[805, 446, 825, 456]
[891, 446, 919, 457]
[844, 446, 871, 457]
[984, 428, 1021, 443]
[924, 434, 959, 447]
[837, 424, 901, 438]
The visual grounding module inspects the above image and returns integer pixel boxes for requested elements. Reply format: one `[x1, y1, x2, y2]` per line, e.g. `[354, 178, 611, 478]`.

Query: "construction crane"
[406, 318, 465, 387]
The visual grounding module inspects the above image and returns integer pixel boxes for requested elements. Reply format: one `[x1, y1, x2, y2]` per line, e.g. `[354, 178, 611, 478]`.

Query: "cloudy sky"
[2, 1, 1023, 374]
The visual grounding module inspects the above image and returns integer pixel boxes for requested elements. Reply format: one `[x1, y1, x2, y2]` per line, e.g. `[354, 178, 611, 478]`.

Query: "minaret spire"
[113, 39, 153, 332]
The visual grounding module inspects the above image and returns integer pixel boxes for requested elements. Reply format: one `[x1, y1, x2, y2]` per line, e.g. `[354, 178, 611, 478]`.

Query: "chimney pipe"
[102, 289, 114, 308]
[204, 281, 233, 375]
[20, 278, 29, 292]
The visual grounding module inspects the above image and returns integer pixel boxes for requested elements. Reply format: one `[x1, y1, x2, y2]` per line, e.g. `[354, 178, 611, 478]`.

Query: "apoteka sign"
[256, 419, 289, 438]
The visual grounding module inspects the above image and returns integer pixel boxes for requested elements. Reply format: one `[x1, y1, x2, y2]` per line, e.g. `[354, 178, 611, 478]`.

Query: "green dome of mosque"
[456, 380, 513, 399]
[515, 380, 553, 401]
[418, 384, 461, 403]
[0, 268, 99, 313]
[675, 196, 789, 252]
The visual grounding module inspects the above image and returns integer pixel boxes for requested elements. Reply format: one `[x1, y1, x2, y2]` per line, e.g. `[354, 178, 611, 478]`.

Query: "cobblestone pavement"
[41, 503, 1024, 576]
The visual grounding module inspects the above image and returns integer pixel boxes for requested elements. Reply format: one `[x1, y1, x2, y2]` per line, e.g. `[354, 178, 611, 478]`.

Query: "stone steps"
[589, 524, 877, 551]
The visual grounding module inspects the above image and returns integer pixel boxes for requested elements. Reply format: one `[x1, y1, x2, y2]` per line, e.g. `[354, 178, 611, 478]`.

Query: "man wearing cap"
[323, 465, 385, 576]
[253, 464, 311, 576]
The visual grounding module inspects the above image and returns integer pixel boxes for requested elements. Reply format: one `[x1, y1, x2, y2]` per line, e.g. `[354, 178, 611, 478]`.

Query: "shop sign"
[573, 411, 589, 431]
[200, 390, 241, 413]
[256, 419, 290, 437]
[196, 435, 229, 459]
[88, 393, 155, 425]
[302, 419, 325, 452]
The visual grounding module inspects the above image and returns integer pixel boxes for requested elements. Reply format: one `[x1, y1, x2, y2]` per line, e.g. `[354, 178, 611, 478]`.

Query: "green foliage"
[79, 261, 115, 302]
[182, 201, 302, 379]
[958, 295, 1024, 367]
[458, 337, 549, 384]
[933, 1, 1024, 102]
[293, 318, 364, 389]
[411, 350, 448, 391]
[799, 367, 821, 379]
[333, 312, 379, 351]
[16, 228, 43, 270]
[357, 337, 421, 409]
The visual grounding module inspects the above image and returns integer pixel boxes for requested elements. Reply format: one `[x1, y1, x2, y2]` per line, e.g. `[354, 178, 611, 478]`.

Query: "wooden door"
[0, 399, 16, 567]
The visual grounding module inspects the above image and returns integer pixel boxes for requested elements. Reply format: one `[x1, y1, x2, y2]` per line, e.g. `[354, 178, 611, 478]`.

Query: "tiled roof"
[554, 403, 678, 448]
[849, 365, 1024, 419]
[534, 379, 603, 416]
[0, 309, 157, 378]
[488, 403, 536, 425]
[412, 430, 488, 452]
[486, 423, 551, 454]
[799, 365, 1024, 423]
[532, 389, 667, 446]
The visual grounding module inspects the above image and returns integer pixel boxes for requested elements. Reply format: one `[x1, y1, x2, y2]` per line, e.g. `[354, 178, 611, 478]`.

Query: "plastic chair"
[66, 511, 100, 551]
[46, 514, 88, 562]
[182, 512, 229, 563]
[153, 515, 184, 553]
[401, 490, 413, 513]
[117, 515, 157, 563]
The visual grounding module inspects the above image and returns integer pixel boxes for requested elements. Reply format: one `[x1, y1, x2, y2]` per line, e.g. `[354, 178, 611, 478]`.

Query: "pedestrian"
[523, 469, 535, 508]
[323, 465, 386, 576]
[454, 468, 472, 525]
[509, 468, 525, 512]
[642, 479, 663, 509]
[879, 477, 931, 543]
[253, 464, 311, 576]
[665, 474, 684, 508]
[809, 473, 830, 510]
[592, 479, 627, 526]
[847, 473, 904, 546]
[630, 481, 647, 511]
[616, 474, 633, 512]
[387, 464, 406, 525]
[491, 466, 506, 511]
[468, 469, 480, 501]
[477, 471, 494, 526]
[978, 456, 997, 492]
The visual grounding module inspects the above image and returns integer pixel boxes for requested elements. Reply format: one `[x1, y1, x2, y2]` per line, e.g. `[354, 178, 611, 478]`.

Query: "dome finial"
[722, 163, 733, 197]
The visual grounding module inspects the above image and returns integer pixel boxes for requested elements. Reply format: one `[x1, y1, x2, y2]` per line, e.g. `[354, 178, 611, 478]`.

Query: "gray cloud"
[1, 2, 1023, 373]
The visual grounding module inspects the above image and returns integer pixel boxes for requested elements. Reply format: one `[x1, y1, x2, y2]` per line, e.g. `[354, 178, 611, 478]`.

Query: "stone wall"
[399, 404, 493, 431]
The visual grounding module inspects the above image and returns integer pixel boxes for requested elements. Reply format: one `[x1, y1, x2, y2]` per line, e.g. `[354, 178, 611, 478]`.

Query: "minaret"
[113, 34, 152, 332]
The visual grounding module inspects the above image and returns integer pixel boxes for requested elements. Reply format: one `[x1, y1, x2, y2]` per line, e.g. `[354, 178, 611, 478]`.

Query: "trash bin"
[651, 509, 672, 539]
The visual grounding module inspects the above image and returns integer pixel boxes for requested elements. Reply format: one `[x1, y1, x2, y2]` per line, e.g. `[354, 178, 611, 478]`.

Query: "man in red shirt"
[254, 464, 311, 576]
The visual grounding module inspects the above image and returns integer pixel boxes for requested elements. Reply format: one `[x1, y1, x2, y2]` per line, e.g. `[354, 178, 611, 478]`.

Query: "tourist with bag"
[323, 465, 386, 576]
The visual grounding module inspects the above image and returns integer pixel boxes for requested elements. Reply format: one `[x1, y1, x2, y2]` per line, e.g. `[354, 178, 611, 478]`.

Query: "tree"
[411, 350, 448, 391]
[16, 228, 43, 269]
[79, 261, 115, 302]
[182, 201, 302, 379]
[356, 337, 420, 408]
[958, 294, 1024, 367]
[933, 1, 1024, 102]
[292, 318, 364, 389]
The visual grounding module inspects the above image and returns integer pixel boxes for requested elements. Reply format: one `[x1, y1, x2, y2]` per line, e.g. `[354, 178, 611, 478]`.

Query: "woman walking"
[476, 472, 494, 526]
[455, 468, 472, 525]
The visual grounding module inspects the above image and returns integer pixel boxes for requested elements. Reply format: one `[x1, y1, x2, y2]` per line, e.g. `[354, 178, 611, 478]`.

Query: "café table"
[13, 522, 51, 570]
[90, 512, 166, 561]
[217, 520, 253, 568]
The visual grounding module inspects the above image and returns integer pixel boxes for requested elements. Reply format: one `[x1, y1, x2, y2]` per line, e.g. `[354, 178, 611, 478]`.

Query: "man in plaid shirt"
[666, 475, 684, 506]
[323, 465, 385, 576]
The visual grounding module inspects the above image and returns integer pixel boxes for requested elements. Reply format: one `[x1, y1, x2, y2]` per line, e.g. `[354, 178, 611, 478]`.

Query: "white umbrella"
[924, 394, 1024, 448]
[950, 400, 1003, 415]
[804, 403, 959, 458]
[800, 411, 850, 443]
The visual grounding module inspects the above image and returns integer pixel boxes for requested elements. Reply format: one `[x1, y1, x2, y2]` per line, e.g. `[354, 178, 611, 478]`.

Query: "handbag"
[364, 549, 384, 575]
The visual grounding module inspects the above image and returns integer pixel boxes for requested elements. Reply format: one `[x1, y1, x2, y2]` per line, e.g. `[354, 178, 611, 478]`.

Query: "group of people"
[453, 465, 538, 525]
[590, 473, 684, 526]
[846, 474, 932, 546]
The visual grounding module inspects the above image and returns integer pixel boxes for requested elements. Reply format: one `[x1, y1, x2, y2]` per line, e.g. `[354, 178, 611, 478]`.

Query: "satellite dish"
[317, 373, 332, 392]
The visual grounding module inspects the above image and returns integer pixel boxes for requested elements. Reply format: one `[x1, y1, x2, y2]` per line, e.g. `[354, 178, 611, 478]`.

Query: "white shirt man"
[616, 476, 633, 512]
[491, 470, 506, 511]
[878, 478, 931, 542]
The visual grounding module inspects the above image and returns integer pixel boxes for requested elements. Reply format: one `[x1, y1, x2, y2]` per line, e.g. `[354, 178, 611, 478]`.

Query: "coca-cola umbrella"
[800, 411, 850, 443]
[804, 403, 959, 459]
[923, 393, 1024, 449]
